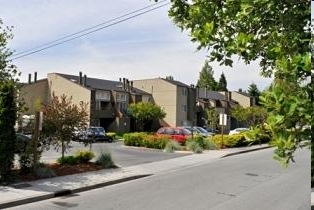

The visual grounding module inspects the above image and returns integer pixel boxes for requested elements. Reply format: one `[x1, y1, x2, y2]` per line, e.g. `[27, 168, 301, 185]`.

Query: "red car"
[156, 127, 191, 144]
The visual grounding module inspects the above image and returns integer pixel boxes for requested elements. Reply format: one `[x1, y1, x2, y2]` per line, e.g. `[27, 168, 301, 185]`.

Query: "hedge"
[123, 132, 169, 149]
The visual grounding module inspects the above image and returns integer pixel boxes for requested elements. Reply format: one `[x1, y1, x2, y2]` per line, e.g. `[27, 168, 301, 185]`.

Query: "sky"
[0, 0, 272, 91]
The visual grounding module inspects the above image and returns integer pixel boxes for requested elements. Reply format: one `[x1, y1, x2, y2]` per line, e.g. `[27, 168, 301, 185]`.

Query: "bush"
[57, 155, 78, 165]
[96, 151, 115, 169]
[106, 132, 116, 140]
[34, 163, 56, 178]
[76, 150, 95, 163]
[164, 140, 181, 153]
[186, 136, 217, 150]
[123, 132, 169, 149]
[186, 141, 203, 153]
[212, 134, 248, 148]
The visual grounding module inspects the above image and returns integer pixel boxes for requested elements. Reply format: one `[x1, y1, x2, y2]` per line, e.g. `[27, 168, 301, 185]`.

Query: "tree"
[0, 81, 17, 183]
[196, 60, 217, 90]
[205, 107, 219, 132]
[165, 75, 174, 80]
[41, 94, 88, 163]
[0, 19, 19, 183]
[160, 0, 311, 165]
[247, 83, 261, 105]
[128, 102, 166, 131]
[231, 105, 267, 128]
[217, 72, 227, 91]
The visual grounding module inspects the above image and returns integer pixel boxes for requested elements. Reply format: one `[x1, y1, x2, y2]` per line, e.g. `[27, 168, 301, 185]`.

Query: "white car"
[229, 128, 249, 135]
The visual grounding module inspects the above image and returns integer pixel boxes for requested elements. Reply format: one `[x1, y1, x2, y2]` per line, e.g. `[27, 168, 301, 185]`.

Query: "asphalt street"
[8, 148, 310, 210]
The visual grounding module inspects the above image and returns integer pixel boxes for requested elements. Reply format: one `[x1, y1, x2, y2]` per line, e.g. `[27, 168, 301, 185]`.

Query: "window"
[117, 101, 127, 113]
[182, 88, 187, 96]
[181, 104, 187, 112]
[96, 91, 110, 101]
[117, 93, 127, 102]
[95, 101, 110, 110]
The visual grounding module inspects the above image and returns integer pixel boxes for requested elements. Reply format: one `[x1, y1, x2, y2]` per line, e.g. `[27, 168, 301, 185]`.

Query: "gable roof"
[57, 73, 150, 95]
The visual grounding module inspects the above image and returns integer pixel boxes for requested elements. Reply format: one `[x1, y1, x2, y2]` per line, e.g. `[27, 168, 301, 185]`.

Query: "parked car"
[229, 127, 250, 135]
[156, 127, 191, 144]
[178, 126, 214, 137]
[74, 126, 113, 142]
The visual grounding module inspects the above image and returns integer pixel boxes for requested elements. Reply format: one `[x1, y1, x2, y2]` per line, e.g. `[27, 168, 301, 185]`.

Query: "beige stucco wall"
[47, 73, 92, 122]
[176, 86, 189, 126]
[231, 92, 253, 108]
[20, 80, 49, 114]
[132, 79, 178, 127]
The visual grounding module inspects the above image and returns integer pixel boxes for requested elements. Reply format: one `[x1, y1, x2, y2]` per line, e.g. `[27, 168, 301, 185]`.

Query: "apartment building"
[20, 72, 151, 133]
[132, 78, 197, 127]
[196, 88, 257, 132]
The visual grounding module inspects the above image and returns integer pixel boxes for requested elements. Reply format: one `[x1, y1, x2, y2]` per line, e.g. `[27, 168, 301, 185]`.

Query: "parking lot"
[40, 140, 190, 167]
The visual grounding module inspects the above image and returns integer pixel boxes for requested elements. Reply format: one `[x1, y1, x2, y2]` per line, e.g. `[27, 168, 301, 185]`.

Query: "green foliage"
[76, 150, 95, 163]
[196, 60, 217, 90]
[163, 0, 311, 166]
[123, 132, 168, 149]
[96, 151, 115, 169]
[247, 83, 260, 105]
[164, 140, 181, 153]
[212, 134, 247, 148]
[34, 164, 56, 179]
[187, 135, 207, 149]
[0, 19, 19, 81]
[57, 156, 79, 165]
[0, 81, 17, 183]
[186, 141, 203, 153]
[217, 72, 227, 91]
[57, 150, 95, 165]
[41, 93, 89, 162]
[128, 102, 166, 131]
[106, 132, 116, 139]
[205, 107, 219, 132]
[231, 105, 267, 127]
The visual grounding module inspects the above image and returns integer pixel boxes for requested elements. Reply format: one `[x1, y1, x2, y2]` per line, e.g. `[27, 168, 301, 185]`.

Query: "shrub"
[204, 138, 218, 150]
[186, 141, 203, 153]
[106, 132, 116, 140]
[123, 132, 146, 146]
[57, 155, 78, 165]
[96, 151, 115, 169]
[212, 134, 247, 148]
[76, 150, 95, 163]
[164, 140, 181, 153]
[35, 163, 56, 178]
[123, 132, 168, 149]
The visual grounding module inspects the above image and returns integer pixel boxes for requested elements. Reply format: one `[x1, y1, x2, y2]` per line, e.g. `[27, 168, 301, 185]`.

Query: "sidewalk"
[0, 144, 270, 209]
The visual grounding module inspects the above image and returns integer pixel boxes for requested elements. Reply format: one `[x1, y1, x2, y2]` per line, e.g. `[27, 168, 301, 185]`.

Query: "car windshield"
[194, 127, 208, 133]
[96, 127, 105, 132]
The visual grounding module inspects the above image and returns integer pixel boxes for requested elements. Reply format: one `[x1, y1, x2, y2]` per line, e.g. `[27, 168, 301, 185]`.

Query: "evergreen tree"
[0, 19, 19, 183]
[0, 81, 17, 183]
[247, 83, 260, 105]
[196, 60, 217, 90]
[217, 72, 228, 91]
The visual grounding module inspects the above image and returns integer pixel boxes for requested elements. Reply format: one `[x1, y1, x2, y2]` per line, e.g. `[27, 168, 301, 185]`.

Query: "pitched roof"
[57, 73, 150, 95]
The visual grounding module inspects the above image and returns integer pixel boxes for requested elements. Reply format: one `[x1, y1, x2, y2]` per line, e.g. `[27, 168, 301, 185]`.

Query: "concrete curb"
[0, 193, 55, 209]
[0, 174, 151, 209]
[221, 145, 272, 158]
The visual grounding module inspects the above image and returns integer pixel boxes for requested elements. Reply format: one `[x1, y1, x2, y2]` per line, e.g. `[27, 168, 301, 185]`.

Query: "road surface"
[9, 148, 310, 210]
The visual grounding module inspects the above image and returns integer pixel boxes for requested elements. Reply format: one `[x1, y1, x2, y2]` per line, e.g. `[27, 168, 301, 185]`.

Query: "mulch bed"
[13, 162, 103, 182]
